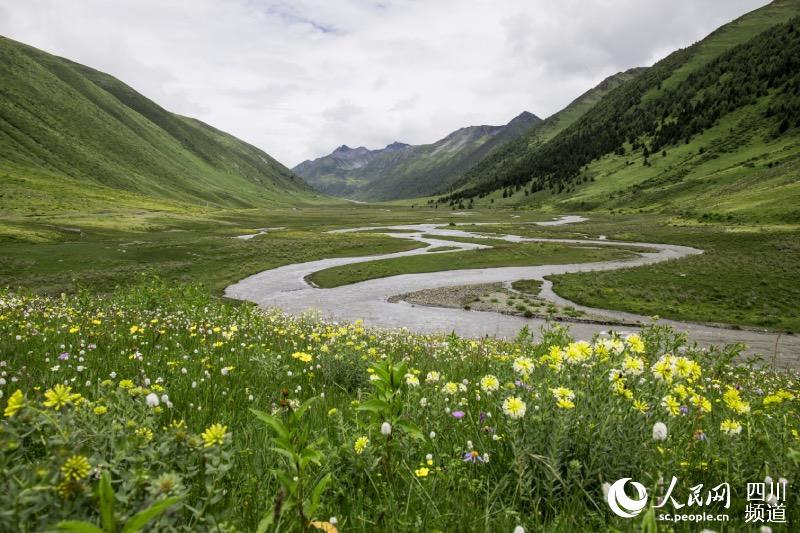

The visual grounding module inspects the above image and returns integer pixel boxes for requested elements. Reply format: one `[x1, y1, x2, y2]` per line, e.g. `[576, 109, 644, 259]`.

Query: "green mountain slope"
[294, 112, 542, 201]
[452, 68, 646, 193]
[0, 35, 313, 214]
[441, 0, 800, 222]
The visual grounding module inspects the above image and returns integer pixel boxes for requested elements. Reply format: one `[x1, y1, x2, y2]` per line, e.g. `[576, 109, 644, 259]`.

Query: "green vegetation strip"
[307, 241, 636, 288]
[0, 225, 423, 296]
[510, 279, 543, 294]
[489, 214, 800, 332]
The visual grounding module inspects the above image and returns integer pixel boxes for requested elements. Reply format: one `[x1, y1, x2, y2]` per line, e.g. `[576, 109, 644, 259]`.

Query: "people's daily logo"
[606, 478, 649, 518]
[605, 476, 788, 524]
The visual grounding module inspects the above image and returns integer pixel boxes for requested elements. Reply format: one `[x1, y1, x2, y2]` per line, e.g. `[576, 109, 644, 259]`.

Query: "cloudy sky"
[0, 0, 769, 167]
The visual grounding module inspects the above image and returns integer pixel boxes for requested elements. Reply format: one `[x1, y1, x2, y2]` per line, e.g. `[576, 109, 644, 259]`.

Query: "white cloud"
[0, 0, 769, 166]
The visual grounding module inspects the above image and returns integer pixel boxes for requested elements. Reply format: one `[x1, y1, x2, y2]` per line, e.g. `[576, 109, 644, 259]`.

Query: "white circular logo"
[607, 478, 649, 518]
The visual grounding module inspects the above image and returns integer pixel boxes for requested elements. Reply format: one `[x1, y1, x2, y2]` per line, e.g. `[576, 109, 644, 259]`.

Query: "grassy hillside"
[451, 68, 646, 193]
[0, 35, 315, 213]
[442, 0, 800, 222]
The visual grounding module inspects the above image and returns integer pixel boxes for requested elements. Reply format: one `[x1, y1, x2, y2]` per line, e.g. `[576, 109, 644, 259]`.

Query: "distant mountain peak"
[507, 110, 542, 127]
[294, 109, 545, 200]
[384, 141, 410, 151]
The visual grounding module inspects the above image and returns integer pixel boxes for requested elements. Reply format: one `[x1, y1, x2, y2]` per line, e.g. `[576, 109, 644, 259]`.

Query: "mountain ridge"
[437, 0, 800, 224]
[293, 111, 542, 200]
[0, 35, 314, 214]
[448, 67, 647, 195]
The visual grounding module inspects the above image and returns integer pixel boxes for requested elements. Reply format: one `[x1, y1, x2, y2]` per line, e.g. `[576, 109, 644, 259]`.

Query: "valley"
[2, 2, 800, 531]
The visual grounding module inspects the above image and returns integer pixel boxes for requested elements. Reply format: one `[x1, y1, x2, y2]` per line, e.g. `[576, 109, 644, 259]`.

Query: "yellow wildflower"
[61, 455, 91, 481]
[442, 382, 459, 395]
[291, 351, 313, 363]
[4, 389, 24, 418]
[622, 356, 645, 375]
[201, 424, 228, 448]
[722, 387, 750, 414]
[502, 396, 527, 419]
[652, 356, 674, 382]
[479, 374, 500, 392]
[135, 427, 154, 442]
[720, 419, 743, 435]
[43, 384, 81, 411]
[512, 356, 535, 376]
[556, 398, 575, 409]
[691, 394, 712, 413]
[625, 334, 645, 354]
[354, 436, 369, 454]
[551, 387, 575, 401]
[662, 394, 681, 416]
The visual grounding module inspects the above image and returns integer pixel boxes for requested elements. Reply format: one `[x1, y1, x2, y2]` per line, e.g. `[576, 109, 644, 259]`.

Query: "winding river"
[225, 216, 798, 368]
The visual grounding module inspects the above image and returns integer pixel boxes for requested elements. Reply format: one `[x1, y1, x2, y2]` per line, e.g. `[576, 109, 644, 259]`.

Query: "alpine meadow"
[1, 1, 799, 532]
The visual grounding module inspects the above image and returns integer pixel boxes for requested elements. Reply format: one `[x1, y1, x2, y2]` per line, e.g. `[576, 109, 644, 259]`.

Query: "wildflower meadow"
[1, 281, 798, 531]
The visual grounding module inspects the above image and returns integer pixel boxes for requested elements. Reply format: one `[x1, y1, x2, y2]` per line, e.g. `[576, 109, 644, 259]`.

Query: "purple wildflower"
[452, 410, 465, 419]
[463, 450, 486, 463]
[514, 379, 533, 391]
[58, 352, 70, 361]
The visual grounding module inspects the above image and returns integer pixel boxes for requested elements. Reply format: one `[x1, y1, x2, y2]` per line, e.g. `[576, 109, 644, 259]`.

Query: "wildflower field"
[1, 281, 798, 531]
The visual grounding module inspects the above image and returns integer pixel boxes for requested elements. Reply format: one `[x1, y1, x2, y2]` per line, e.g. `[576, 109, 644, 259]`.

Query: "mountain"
[0, 35, 314, 215]
[440, 0, 800, 223]
[451, 68, 647, 193]
[294, 111, 542, 200]
[292, 142, 412, 197]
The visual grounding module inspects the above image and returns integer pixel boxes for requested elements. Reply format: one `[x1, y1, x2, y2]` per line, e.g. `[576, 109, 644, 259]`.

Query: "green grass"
[0, 205, 575, 296]
[555, 99, 800, 222]
[472, 214, 800, 332]
[425, 246, 461, 252]
[456, 68, 644, 192]
[551, 226, 800, 331]
[307, 241, 636, 288]
[651, 0, 800, 95]
[0, 227, 424, 296]
[0, 35, 319, 213]
[420, 233, 515, 246]
[511, 279, 543, 295]
[2, 282, 798, 531]
[479, 83, 800, 225]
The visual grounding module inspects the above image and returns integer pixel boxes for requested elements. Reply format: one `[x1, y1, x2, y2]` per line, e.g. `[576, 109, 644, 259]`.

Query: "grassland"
[0, 204, 476, 295]
[3, 204, 798, 332]
[469, 215, 800, 332]
[0, 225, 422, 296]
[2, 282, 797, 531]
[0, 206, 587, 296]
[306, 241, 636, 288]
